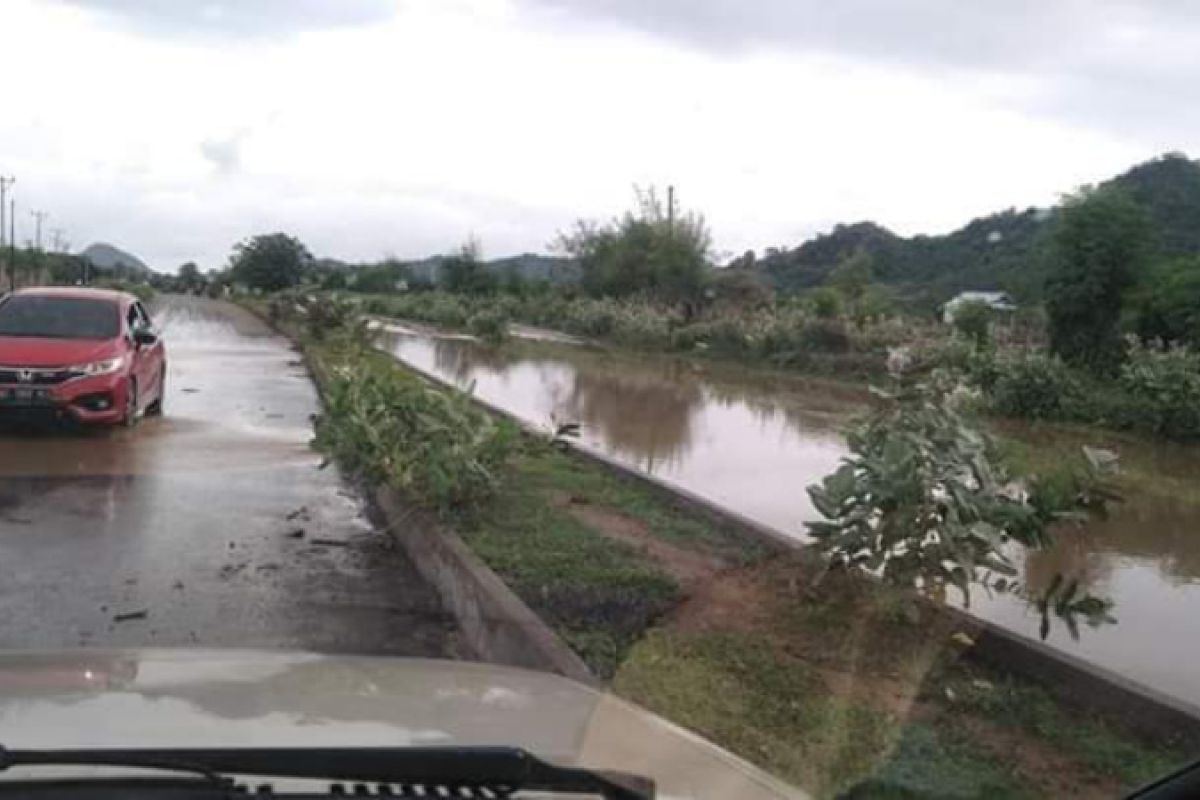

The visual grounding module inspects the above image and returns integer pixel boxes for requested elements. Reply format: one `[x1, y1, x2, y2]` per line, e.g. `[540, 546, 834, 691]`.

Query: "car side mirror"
[134, 330, 158, 347]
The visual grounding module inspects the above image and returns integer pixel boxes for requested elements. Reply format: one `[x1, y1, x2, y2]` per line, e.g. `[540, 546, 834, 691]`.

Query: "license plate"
[0, 387, 51, 406]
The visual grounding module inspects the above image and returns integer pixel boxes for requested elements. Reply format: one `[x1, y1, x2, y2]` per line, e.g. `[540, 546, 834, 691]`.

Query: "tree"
[952, 299, 994, 347]
[1045, 188, 1152, 373]
[177, 262, 203, 293]
[828, 250, 873, 305]
[439, 238, 495, 294]
[229, 233, 312, 291]
[708, 267, 773, 312]
[808, 287, 842, 319]
[555, 187, 711, 304]
[1133, 255, 1200, 347]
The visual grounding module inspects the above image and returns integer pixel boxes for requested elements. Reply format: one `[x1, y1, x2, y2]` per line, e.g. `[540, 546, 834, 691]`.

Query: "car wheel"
[123, 378, 139, 428]
[146, 370, 165, 417]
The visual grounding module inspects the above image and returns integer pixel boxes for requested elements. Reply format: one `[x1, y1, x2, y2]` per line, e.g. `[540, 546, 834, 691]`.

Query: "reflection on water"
[388, 330, 851, 529]
[384, 327, 1200, 708]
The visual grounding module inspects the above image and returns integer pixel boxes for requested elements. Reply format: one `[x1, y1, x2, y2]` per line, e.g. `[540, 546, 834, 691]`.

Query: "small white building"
[942, 291, 1016, 324]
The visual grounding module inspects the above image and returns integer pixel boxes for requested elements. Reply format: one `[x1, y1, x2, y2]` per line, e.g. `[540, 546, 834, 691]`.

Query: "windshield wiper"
[0, 746, 654, 799]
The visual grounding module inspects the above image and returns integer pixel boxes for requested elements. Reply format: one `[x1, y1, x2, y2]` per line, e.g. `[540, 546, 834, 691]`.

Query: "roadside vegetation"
[321, 184, 1200, 443]
[218, 163, 1200, 794]
[248, 289, 1193, 799]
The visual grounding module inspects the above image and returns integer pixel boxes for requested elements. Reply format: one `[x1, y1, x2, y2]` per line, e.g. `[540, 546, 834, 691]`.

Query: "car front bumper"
[0, 371, 128, 424]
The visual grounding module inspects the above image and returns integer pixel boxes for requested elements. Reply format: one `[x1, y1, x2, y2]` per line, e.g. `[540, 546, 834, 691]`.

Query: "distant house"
[942, 291, 1016, 324]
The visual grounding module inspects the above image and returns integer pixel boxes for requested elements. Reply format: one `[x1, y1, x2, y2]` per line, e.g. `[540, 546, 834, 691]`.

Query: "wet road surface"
[0, 296, 458, 656]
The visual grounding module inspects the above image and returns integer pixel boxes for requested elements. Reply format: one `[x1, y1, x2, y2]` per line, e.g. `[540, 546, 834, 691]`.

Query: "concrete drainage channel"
[253, 303, 1200, 742]
[374, 334, 1200, 743]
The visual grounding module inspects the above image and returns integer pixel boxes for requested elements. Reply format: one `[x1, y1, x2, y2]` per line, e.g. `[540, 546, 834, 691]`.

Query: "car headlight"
[71, 356, 125, 377]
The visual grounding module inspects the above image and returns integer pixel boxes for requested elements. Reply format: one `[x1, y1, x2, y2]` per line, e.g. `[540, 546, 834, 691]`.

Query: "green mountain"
[754, 153, 1200, 307]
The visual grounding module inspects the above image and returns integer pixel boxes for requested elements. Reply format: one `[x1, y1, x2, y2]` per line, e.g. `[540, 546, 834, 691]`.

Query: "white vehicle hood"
[0, 650, 806, 799]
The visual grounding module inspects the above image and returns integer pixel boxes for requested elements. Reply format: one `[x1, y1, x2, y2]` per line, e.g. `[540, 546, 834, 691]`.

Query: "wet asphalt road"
[0, 296, 459, 656]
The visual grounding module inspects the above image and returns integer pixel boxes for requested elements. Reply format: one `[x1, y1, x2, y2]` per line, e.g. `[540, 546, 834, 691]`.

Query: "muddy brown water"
[380, 324, 1200, 709]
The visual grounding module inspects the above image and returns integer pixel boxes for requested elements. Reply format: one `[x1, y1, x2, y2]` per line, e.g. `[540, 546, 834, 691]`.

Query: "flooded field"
[379, 324, 1200, 709]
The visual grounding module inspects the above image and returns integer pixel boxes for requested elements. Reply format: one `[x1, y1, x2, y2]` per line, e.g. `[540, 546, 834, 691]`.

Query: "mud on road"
[0, 295, 459, 656]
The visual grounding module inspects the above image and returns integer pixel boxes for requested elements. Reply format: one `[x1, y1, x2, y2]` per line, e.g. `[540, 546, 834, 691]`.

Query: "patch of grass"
[615, 623, 1029, 799]
[458, 465, 680, 678]
[843, 722, 1032, 800]
[513, 444, 773, 563]
[943, 672, 1188, 787]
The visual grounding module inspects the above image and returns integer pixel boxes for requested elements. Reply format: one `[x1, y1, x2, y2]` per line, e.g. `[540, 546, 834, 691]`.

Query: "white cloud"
[0, 0, 1175, 271]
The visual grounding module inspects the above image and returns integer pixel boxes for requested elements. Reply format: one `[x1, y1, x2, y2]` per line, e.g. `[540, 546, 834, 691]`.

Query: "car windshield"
[0, 296, 119, 340]
[3, 3, 1200, 799]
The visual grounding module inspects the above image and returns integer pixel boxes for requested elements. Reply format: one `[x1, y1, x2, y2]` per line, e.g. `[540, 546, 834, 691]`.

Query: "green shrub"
[951, 300, 994, 347]
[928, 340, 1000, 392]
[799, 319, 851, 353]
[808, 287, 842, 319]
[989, 352, 1079, 419]
[1119, 340, 1200, 439]
[807, 367, 1118, 629]
[315, 350, 517, 512]
[467, 307, 510, 343]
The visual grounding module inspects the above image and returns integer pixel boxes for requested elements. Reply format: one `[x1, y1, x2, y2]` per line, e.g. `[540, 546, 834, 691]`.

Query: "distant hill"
[754, 153, 1200, 307]
[79, 242, 152, 276]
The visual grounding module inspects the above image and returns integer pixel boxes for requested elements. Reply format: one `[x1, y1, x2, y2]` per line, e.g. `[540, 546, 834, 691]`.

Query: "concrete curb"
[236, 300, 598, 686]
[369, 486, 598, 686]
[949, 606, 1200, 741]
[381, 338, 1200, 743]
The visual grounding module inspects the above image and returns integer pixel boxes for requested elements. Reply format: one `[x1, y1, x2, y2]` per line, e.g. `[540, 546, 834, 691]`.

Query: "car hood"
[0, 337, 117, 367]
[0, 650, 806, 799]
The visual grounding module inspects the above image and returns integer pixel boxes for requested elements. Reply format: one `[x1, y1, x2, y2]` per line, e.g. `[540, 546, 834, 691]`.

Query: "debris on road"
[311, 538, 350, 548]
[218, 562, 248, 579]
[287, 528, 306, 539]
[113, 609, 148, 623]
[286, 506, 309, 522]
[182, 387, 200, 394]
[172, 581, 185, 591]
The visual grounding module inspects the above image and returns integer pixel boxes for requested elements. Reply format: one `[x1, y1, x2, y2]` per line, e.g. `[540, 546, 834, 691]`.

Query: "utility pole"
[0, 176, 13, 291]
[50, 228, 65, 253]
[7, 198, 14, 293]
[667, 185, 675, 231]
[30, 210, 48, 251]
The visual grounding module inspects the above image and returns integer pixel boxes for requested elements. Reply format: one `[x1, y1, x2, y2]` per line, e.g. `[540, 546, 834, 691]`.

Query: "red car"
[0, 287, 166, 426]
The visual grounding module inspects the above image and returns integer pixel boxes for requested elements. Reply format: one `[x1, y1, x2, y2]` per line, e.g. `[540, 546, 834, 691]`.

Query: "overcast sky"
[0, 0, 1193, 270]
